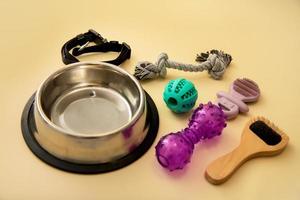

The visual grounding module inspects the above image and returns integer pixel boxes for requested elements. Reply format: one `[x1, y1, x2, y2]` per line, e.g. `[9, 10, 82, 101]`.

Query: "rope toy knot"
[196, 49, 232, 80]
[134, 49, 232, 81]
[206, 53, 227, 79]
[134, 53, 168, 80]
[156, 52, 169, 75]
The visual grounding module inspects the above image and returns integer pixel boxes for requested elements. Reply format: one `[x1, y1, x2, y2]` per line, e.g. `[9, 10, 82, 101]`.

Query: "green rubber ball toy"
[163, 78, 198, 113]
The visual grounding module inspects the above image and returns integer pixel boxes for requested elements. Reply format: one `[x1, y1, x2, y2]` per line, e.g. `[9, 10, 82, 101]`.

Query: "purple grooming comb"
[155, 102, 226, 171]
[217, 78, 260, 119]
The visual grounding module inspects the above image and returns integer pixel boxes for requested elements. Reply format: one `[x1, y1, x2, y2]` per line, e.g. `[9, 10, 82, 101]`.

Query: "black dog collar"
[61, 29, 131, 65]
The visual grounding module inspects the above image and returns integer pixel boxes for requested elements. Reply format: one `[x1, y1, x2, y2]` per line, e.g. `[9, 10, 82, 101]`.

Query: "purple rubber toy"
[155, 102, 226, 171]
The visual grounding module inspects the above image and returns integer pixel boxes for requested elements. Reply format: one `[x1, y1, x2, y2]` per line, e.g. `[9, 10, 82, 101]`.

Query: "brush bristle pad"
[250, 120, 282, 145]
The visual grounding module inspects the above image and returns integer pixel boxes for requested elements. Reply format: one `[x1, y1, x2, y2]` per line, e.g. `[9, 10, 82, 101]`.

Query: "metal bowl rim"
[35, 61, 146, 138]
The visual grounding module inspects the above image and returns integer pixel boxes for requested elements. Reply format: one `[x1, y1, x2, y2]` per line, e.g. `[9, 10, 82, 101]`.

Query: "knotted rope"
[134, 50, 232, 80]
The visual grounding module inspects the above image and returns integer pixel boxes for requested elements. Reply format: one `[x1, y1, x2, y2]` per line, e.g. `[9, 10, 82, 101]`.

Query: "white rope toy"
[134, 50, 232, 80]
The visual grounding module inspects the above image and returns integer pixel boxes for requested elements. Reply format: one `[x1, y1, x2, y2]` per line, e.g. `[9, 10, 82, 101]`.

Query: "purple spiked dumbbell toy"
[155, 102, 226, 171]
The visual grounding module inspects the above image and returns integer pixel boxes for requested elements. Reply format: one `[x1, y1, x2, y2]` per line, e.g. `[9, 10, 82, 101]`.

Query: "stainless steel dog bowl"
[34, 62, 148, 164]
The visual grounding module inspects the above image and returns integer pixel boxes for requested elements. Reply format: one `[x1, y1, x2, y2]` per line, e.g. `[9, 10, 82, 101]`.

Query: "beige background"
[0, 0, 300, 199]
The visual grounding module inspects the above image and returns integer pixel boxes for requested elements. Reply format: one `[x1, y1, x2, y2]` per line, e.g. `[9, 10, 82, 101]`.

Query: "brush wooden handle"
[205, 145, 254, 185]
[205, 117, 289, 185]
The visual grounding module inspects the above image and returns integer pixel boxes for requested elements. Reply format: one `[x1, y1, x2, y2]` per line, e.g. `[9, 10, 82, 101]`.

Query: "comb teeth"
[233, 78, 260, 97]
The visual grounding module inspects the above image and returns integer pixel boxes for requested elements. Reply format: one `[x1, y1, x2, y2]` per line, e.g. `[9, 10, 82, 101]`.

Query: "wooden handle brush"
[205, 116, 289, 185]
